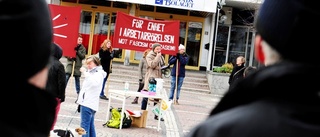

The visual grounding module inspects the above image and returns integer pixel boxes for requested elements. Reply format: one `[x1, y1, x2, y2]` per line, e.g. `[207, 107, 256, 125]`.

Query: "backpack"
[104, 107, 132, 129]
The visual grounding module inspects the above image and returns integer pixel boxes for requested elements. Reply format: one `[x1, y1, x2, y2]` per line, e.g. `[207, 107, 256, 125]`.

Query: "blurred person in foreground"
[186, 0, 320, 137]
[0, 0, 57, 136]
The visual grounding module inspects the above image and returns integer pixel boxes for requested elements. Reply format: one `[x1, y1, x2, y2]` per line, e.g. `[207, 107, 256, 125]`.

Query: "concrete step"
[60, 57, 211, 94]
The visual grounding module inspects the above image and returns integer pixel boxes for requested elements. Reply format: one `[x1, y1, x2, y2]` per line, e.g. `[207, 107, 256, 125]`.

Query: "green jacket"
[65, 44, 86, 76]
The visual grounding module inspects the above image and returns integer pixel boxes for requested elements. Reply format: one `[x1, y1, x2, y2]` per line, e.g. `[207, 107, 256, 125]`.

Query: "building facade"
[49, 0, 260, 71]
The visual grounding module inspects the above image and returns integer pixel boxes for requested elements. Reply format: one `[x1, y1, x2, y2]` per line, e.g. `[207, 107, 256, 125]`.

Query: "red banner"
[49, 4, 81, 57]
[113, 12, 180, 55]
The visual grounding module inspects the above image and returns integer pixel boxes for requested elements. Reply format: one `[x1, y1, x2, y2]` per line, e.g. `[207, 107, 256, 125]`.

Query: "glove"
[176, 53, 180, 60]
[77, 105, 81, 113]
[139, 79, 142, 82]
[60, 98, 65, 103]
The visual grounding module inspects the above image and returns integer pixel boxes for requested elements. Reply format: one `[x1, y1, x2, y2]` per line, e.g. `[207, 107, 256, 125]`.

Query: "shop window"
[79, 0, 111, 7]
[61, 0, 77, 3]
[156, 6, 188, 15]
[112, 2, 128, 9]
[140, 5, 155, 11]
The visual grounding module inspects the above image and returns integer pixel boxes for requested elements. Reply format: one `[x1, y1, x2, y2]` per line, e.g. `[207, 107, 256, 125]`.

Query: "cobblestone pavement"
[51, 60, 223, 137]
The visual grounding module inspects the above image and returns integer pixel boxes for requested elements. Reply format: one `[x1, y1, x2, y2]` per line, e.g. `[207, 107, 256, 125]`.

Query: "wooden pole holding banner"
[173, 59, 179, 105]
[71, 60, 75, 77]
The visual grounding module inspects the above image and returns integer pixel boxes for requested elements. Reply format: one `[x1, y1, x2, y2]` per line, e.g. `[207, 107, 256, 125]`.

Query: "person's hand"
[80, 67, 86, 73]
[139, 79, 142, 82]
[176, 53, 180, 59]
[157, 52, 162, 58]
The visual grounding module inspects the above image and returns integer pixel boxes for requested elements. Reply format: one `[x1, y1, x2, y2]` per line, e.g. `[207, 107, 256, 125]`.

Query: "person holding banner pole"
[168, 44, 189, 105]
[65, 34, 86, 94]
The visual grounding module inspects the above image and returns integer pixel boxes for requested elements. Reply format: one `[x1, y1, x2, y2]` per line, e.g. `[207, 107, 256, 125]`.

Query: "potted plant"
[213, 63, 233, 73]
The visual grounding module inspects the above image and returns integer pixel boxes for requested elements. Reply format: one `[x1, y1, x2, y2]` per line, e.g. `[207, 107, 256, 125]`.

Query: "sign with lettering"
[49, 4, 81, 57]
[113, 12, 180, 55]
[107, 0, 217, 13]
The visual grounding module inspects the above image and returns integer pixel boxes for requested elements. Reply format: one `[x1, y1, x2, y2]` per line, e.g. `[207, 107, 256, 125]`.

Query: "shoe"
[154, 115, 164, 121]
[100, 95, 109, 100]
[131, 97, 138, 104]
[175, 100, 179, 105]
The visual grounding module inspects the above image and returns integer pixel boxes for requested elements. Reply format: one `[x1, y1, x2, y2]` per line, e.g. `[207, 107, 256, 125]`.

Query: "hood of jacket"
[52, 43, 63, 60]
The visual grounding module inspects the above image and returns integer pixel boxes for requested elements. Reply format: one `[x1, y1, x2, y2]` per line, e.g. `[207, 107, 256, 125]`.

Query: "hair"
[243, 66, 257, 77]
[237, 56, 246, 63]
[86, 55, 101, 66]
[143, 49, 151, 58]
[101, 39, 113, 52]
[78, 33, 82, 38]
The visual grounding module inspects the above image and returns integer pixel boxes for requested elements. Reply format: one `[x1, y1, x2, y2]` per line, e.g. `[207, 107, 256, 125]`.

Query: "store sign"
[49, 4, 81, 57]
[108, 0, 217, 13]
[113, 12, 180, 55]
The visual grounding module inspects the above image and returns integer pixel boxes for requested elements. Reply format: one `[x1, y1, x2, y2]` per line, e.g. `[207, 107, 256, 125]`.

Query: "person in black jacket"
[0, 0, 57, 136]
[187, 0, 320, 137]
[46, 43, 67, 130]
[99, 39, 114, 100]
[228, 55, 246, 88]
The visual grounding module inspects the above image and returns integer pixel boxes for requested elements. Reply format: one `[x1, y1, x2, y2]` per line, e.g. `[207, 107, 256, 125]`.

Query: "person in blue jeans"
[98, 39, 114, 100]
[76, 55, 106, 137]
[168, 44, 189, 105]
[65, 35, 86, 94]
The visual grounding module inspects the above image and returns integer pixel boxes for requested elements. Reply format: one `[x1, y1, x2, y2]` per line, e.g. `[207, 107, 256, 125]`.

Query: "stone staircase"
[60, 57, 211, 95]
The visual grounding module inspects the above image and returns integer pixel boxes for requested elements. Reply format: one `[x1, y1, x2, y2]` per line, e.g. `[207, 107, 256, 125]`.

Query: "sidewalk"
[52, 59, 223, 137]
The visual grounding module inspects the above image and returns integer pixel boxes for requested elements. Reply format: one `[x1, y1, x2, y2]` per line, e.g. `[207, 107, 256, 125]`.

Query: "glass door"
[91, 12, 110, 55]
[79, 10, 92, 55]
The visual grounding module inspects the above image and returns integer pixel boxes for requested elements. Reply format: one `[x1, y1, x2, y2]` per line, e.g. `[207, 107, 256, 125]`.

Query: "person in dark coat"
[46, 43, 67, 130]
[65, 34, 86, 94]
[228, 55, 246, 88]
[186, 0, 320, 137]
[0, 0, 57, 136]
[98, 39, 114, 100]
[168, 44, 189, 104]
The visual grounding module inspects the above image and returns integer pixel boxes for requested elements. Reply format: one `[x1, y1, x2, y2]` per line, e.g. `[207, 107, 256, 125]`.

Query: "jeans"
[169, 76, 184, 100]
[100, 73, 109, 96]
[80, 105, 96, 137]
[100, 76, 108, 96]
[66, 73, 80, 94]
[141, 98, 157, 110]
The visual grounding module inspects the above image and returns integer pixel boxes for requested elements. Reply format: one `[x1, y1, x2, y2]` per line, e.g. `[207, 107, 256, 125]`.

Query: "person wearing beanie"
[168, 44, 189, 105]
[141, 43, 165, 121]
[187, 0, 320, 137]
[65, 34, 86, 94]
[0, 0, 58, 136]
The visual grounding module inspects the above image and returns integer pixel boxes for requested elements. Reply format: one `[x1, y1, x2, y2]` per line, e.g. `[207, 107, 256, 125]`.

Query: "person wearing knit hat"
[168, 44, 189, 105]
[187, 1, 320, 137]
[1, 0, 58, 136]
[141, 42, 165, 121]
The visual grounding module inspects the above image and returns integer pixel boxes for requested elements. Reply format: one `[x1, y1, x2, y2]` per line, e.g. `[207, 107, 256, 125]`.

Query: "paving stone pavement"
[51, 59, 223, 137]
